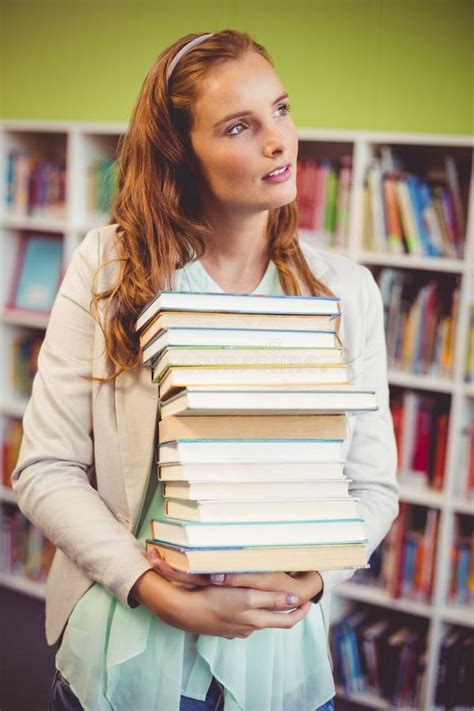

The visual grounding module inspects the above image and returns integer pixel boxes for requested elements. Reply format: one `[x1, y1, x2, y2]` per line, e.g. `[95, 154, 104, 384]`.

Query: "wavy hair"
[94, 29, 337, 376]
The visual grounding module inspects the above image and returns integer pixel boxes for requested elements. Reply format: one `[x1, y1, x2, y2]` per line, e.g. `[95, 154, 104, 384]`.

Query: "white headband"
[166, 33, 214, 82]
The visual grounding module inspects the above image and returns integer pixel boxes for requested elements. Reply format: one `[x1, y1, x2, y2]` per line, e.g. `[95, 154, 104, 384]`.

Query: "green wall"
[1, 0, 472, 135]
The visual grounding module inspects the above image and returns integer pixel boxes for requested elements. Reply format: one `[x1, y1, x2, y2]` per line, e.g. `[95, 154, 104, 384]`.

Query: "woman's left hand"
[207, 571, 323, 607]
[147, 547, 212, 589]
[147, 547, 323, 603]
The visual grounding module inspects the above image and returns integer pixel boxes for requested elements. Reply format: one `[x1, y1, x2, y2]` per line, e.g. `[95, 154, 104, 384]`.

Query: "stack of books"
[138, 289, 375, 574]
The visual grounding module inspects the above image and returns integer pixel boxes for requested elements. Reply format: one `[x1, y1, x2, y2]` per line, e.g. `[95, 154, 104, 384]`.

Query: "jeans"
[49, 669, 335, 711]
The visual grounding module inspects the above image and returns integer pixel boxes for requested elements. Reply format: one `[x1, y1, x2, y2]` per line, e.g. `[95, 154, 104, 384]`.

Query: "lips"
[262, 163, 291, 180]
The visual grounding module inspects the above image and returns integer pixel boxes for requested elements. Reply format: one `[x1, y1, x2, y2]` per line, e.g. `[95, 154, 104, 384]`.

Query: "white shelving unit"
[0, 120, 472, 710]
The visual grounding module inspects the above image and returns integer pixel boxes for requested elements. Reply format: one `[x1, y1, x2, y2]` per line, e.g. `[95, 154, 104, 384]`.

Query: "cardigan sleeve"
[320, 266, 399, 596]
[11, 229, 152, 607]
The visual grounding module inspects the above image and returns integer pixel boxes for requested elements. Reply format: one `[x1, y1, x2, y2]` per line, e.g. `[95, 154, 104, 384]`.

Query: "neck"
[199, 207, 271, 292]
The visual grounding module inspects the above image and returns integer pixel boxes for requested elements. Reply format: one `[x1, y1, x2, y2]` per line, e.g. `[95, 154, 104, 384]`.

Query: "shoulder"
[77, 223, 121, 266]
[298, 236, 375, 303]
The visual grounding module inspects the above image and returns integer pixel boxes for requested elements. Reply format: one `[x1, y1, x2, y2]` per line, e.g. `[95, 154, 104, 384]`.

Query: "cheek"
[203, 145, 255, 196]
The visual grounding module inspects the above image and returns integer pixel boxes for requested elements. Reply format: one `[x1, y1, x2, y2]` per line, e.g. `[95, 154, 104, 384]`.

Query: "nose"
[262, 126, 285, 158]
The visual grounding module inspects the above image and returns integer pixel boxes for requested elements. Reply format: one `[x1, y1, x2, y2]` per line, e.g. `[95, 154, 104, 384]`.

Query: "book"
[8, 234, 63, 312]
[136, 290, 340, 332]
[159, 386, 378, 418]
[162, 478, 352, 501]
[146, 539, 367, 574]
[157, 439, 344, 463]
[143, 327, 337, 363]
[164, 496, 360, 522]
[156, 364, 350, 396]
[152, 345, 345, 374]
[140, 310, 336, 348]
[158, 459, 345, 482]
[151, 516, 366, 547]
[159, 414, 347, 443]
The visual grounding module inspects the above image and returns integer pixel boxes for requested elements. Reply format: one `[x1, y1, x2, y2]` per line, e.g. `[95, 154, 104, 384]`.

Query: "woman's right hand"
[131, 569, 311, 639]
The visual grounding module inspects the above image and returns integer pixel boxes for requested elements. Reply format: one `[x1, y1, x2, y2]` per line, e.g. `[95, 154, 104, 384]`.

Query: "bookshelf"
[0, 120, 472, 710]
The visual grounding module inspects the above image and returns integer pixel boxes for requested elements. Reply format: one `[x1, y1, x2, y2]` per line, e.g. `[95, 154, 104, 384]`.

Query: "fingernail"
[211, 574, 225, 584]
[286, 594, 299, 605]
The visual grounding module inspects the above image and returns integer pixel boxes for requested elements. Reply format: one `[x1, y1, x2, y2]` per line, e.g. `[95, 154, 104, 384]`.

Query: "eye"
[275, 102, 291, 117]
[226, 121, 247, 136]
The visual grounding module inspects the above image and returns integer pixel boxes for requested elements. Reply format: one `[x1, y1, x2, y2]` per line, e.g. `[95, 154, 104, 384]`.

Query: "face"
[189, 51, 299, 217]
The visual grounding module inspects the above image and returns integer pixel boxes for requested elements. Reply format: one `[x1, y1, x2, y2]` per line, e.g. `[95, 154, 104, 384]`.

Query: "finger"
[253, 601, 312, 630]
[147, 552, 209, 587]
[210, 572, 292, 590]
[237, 587, 301, 612]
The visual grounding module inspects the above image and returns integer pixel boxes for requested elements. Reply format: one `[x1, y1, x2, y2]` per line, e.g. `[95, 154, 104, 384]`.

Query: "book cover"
[8, 234, 63, 312]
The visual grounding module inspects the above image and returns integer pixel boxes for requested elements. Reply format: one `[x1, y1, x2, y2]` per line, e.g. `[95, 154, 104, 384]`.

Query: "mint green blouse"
[55, 258, 336, 711]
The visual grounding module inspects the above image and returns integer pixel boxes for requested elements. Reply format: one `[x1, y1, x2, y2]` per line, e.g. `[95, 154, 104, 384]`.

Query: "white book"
[157, 439, 344, 464]
[160, 387, 378, 418]
[144, 327, 337, 364]
[153, 346, 345, 371]
[151, 516, 367, 548]
[163, 478, 352, 501]
[156, 364, 350, 395]
[136, 290, 341, 331]
[158, 460, 346, 482]
[165, 497, 360, 522]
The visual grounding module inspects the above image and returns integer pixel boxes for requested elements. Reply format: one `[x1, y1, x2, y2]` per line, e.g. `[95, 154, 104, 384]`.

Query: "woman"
[12, 29, 398, 711]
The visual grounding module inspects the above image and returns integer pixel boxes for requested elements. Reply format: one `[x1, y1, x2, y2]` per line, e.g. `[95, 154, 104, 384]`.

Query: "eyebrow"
[214, 92, 289, 128]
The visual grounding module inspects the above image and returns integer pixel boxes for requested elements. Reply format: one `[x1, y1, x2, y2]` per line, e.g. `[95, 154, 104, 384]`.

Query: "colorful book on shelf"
[331, 609, 426, 708]
[366, 502, 439, 602]
[146, 539, 367, 574]
[136, 290, 340, 332]
[7, 234, 63, 312]
[6, 149, 66, 217]
[382, 175, 405, 254]
[448, 515, 474, 606]
[334, 155, 352, 247]
[435, 628, 474, 709]
[367, 161, 388, 251]
[377, 267, 458, 376]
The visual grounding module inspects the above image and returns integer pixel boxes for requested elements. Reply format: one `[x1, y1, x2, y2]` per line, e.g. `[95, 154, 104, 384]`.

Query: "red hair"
[93, 29, 336, 376]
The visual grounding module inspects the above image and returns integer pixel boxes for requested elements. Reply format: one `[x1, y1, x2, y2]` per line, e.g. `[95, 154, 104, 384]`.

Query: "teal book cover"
[13, 236, 62, 311]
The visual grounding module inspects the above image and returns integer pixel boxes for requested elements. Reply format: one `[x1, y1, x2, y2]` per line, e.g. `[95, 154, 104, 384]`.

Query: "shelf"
[335, 685, 416, 710]
[2, 213, 67, 233]
[388, 370, 455, 393]
[0, 571, 46, 599]
[334, 581, 434, 618]
[296, 128, 474, 147]
[2, 307, 50, 330]
[0, 485, 17, 505]
[0, 397, 29, 418]
[358, 250, 466, 274]
[439, 605, 474, 628]
[335, 686, 390, 709]
[451, 497, 474, 515]
[399, 482, 446, 508]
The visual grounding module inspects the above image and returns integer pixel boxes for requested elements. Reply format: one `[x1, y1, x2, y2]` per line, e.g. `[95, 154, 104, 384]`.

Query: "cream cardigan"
[12, 223, 399, 645]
